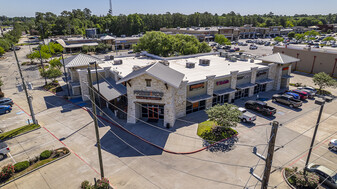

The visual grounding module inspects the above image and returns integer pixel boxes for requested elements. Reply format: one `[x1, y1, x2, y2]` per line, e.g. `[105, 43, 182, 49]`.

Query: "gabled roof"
[100, 35, 115, 40]
[259, 53, 300, 64]
[117, 63, 185, 88]
[64, 54, 103, 68]
[93, 78, 126, 101]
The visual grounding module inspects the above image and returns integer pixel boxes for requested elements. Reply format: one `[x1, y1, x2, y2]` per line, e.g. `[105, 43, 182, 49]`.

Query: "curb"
[1, 126, 41, 142]
[282, 168, 296, 189]
[0, 147, 71, 188]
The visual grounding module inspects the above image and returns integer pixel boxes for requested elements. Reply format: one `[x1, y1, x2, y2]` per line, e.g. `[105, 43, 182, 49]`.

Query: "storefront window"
[199, 100, 206, 110]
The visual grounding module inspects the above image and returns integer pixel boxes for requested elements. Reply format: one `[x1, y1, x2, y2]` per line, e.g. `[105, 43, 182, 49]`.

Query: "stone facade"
[175, 81, 188, 118]
[206, 75, 216, 109]
[249, 67, 258, 96]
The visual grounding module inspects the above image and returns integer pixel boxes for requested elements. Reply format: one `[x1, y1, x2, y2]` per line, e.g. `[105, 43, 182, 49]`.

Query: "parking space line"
[312, 152, 336, 165]
[8, 152, 16, 164]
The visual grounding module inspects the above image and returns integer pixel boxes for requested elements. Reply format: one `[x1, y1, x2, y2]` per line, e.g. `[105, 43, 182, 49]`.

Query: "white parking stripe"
[8, 152, 16, 164]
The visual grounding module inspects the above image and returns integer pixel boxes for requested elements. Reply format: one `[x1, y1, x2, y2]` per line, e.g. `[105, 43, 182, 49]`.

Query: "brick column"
[78, 69, 90, 101]
[206, 75, 216, 109]
[267, 63, 276, 91]
[126, 81, 137, 124]
[249, 67, 258, 97]
[229, 71, 238, 102]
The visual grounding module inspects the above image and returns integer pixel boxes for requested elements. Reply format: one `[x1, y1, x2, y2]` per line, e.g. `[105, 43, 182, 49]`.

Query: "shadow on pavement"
[203, 136, 239, 153]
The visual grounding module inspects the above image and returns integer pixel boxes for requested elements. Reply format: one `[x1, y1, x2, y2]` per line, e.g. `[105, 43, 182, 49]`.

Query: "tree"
[96, 43, 109, 52]
[304, 30, 319, 37]
[295, 33, 305, 40]
[313, 72, 337, 94]
[327, 29, 332, 34]
[40, 67, 62, 82]
[205, 104, 241, 128]
[288, 32, 295, 39]
[214, 34, 231, 45]
[27, 50, 51, 62]
[322, 36, 336, 41]
[0, 47, 4, 56]
[49, 57, 62, 69]
[274, 36, 284, 42]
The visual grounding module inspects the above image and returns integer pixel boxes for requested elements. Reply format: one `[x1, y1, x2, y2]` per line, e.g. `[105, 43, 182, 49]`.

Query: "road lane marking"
[8, 152, 16, 164]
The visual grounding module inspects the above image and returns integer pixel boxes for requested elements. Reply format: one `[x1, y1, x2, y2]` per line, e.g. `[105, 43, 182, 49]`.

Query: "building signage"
[189, 83, 205, 91]
[237, 75, 250, 80]
[282, 67, 289, 71]
[134, 90, 163, 100]
[216, 80, 229, 86]
[257, 71, 267, 77]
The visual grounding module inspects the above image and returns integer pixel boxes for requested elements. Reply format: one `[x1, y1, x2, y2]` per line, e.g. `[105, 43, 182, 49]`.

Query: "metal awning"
[282, 75, 293, 79]
[255, 79, 274, 84]
[236, 83, 256, 90]
[187, 94, 212, 103]
[213, 88, 236, 96]
[93, 78, 127, 101]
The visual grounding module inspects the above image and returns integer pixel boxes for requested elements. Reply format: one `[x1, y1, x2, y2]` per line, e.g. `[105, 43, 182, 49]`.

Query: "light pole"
[38, 44, 48, 86]
[89, 61, 102, 110]
[61, 54, 71, 97]
[303, 99, 325, 175]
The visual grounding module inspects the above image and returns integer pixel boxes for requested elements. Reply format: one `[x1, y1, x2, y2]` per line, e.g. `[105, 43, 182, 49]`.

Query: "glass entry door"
[148, 107, 159, 119]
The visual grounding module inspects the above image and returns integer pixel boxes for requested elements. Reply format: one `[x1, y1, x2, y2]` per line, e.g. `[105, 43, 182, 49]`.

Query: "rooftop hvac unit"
[250, 58, 255, 63]
[135, 52, 141, 57]
[159, 60, 170, 66]
[110, 55, 114, 60]
[220, 52, 228, 58]
[105, 55, 114, 60]
[230, 56, 237, 62]
[199, 59, 210, 66]
[132, 65, 141, 71]
[240, 54, 248, 61]
[113, 59, 123, 65]
[186, 62, 195, 68]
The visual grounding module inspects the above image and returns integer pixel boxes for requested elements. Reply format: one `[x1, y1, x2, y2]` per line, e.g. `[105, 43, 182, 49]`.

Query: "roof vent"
[220, 52, 228, 58]
[159, 60, 170, 66]
[113, 60, 123, 65]
[132, 65, 141, 71]
[250, 58, 255, 63]
[104, 55, 114, 60]
[186, 62, 195, 68]
[135, 52, 141, 57]
[229, 56, 237, 62]
[199, 59, 210, 66]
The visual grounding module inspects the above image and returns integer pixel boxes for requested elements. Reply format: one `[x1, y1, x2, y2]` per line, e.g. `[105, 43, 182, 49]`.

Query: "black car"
[245, 100, 276, 116]
[0, 98, 14, 106]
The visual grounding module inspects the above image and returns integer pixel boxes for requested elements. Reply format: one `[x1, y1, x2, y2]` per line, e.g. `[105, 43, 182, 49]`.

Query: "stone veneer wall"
[206, 75, 215, 109]
[267, 63, 277, 91]
[126, 74, 179, 127]
[175, 81, 187, 118]
[249, 67, 258, 97]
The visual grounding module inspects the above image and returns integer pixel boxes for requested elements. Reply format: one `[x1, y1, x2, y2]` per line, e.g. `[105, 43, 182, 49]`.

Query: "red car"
[290, 89, 308, 100]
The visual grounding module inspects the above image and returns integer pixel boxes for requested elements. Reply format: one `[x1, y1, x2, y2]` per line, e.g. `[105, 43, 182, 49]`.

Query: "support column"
[206, 75, 216, 109]
[249, 67, 258, 97]
[274, 65, 282, 90]
[127, 101, 137, 124]
[78, 69, 90, 101]
[230, 71, 238, 102]
[267, 63, 276, 91]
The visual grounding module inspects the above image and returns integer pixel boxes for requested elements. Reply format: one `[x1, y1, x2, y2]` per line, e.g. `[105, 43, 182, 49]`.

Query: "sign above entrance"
[134, 90, 163, 100]
[237, 74, 250, 80]
[216, 80, 229, 86]
[189, 83, 205, 91]
[257, 71, 267, 77]
[282, 67, 289, 71]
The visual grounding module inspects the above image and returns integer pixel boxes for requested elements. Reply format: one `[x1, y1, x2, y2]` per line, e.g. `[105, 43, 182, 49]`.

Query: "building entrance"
[235, 88, 249, 99]
[254, 84, 267, 94]
[141, 104, 164, 120]
[148, 107, 159, 119]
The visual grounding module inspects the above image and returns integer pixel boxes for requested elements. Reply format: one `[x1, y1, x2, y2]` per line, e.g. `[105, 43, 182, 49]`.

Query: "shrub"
[200, 126, 237, 144]
[0, 164, 15, 180]
[14, 161, 30, 172]
[40, 150, 52, 160]
[96, 178, 110, 189]
[285, 167, 320, 188]
[81, 180, 92, 189]
[29, 155, 40, 165]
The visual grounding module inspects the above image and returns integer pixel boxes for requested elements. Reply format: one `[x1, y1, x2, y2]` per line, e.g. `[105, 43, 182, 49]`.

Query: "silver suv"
[0, 142, 10, 160]
[306, 164, 337, 189]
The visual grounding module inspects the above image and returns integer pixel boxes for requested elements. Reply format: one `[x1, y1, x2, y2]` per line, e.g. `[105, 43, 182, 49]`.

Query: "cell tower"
[108, 0, 113, 15]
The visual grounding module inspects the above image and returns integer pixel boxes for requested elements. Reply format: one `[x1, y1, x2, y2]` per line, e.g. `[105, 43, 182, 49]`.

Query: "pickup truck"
[244, 100, 276, 116]
[0, 142, 10, 160]
[272, 94, 302, 108]
[238, 107, 256, 123]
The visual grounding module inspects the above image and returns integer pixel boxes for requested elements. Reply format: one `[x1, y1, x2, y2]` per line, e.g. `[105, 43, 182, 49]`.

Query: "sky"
[0, 0, 336, 17]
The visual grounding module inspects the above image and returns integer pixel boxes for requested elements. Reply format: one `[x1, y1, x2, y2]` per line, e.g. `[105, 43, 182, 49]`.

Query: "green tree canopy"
[40, 67, 62, 82]
[205, 104, 241, 128]
[313, 72, 337, 94]
[322, 37, 336, 41]
[287, 32, 295, 39]
[49, 57, 62, 69]
[0, 47, 5, 56]
[274, 36, 284, 42]
[214, 34, 231, 45]
[294, 33, 305, 40]
[304, 30, 319, 37]
[133, 31, 211, 57]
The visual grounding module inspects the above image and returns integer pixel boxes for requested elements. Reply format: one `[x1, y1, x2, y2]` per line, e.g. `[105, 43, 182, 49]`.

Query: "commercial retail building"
[64, 52, 299, 127]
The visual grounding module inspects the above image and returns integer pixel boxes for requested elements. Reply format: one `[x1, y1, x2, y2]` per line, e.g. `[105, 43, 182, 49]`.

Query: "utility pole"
[38, 46, 47, 85]
[61, 54, 71, 97]
[304, 99, 325, 175]
[87, 67, 105, 178]
[261, 121, 279, 189]
[13, 46, 37, 125]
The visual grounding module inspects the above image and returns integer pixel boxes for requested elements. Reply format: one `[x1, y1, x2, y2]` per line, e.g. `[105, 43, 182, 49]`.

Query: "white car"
[328, 139, 337, 151]
[306, 164, 337, 189]
[0, 142, 10, 160]
[238, 107, 256, 123]
[298, 86, 317, 95]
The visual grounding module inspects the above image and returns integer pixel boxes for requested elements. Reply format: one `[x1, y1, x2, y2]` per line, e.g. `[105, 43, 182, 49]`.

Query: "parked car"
[249, 45, 258, 50]
[244, 100, 276, 116]
[128, 50, 134, 54]
[272, 94, 302, 108]
[285, 92, 300, 100]
[328, 139, 337, 152]
[0, 142, 10, 160]
[9, 46, 21, 51]
[305, 164, 337, 189]
[297, 87, 316, 99]
[297, 86, 317, 96]
[238, 107, 256, 123]
[226, 49, 235, 52]
[290, 89, 308, 100]
[234, 47, 240, 51]
[0, 105, 12, 114]
[0, 98, 14, 106]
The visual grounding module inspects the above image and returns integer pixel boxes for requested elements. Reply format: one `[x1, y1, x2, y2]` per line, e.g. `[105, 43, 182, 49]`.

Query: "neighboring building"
[317, 24, 334, 33]
[160, 27, 220, 41]
[114, 36, 140, 50]
[65, 52, 298, 127]
[86, 28, 97, 38]
[273, 46, 337, 78]
[280, 28, 294, 36]
[269, 26, 283, 37]
[292, 26, 308, 34]
[56, 39, 99, 53]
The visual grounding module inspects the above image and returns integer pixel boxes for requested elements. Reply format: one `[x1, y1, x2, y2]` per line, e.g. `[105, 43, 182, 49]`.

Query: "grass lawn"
[197, 120, 217, 136]
[0, 124, 40, 140]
